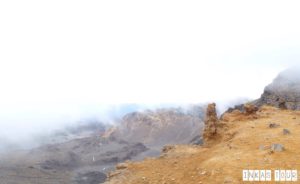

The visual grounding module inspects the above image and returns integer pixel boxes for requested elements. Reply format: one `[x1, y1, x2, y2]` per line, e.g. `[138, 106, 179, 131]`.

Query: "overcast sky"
[0, 1, 300, 141]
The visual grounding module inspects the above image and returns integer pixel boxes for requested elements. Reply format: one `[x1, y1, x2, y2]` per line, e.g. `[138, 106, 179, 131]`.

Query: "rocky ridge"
[255, 67, 300, 110]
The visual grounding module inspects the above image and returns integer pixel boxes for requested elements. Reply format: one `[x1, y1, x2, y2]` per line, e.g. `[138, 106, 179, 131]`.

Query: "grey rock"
[271, 144, 285, 152]
[283, 129, 291, 135]
[189, 135, 203, 145]
[269, 123, 280, 128]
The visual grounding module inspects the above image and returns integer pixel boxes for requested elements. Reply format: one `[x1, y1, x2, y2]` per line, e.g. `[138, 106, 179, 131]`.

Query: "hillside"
[103, 106, 205, 161]
[0, 105, 205, 184]
[105, 105, 300, 184]
[255, 67, 300, 110]
[108, 106, 204, 148]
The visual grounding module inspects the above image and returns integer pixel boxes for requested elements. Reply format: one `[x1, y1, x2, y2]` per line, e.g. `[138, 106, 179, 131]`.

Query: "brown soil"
[105, 106, 300, 184]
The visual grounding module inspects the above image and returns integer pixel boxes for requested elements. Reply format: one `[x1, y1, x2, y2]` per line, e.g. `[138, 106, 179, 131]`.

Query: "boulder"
[269, 123, 280, 128]
[116, 163, 129, 170]
[271, 144, 285, 152]
[283, 129, 291, 135]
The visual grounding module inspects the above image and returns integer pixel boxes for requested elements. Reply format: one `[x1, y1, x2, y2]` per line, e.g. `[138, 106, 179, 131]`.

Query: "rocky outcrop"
[203, 103, 219, 142]
[221, 103, 259, 123]
[243, 103, 258, 115]
[224, 67, 300, 113]
[255, 67, 300, 110]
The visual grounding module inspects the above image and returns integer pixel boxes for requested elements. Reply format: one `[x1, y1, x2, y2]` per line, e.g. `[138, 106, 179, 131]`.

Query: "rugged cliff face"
[255, 67, 300, 110]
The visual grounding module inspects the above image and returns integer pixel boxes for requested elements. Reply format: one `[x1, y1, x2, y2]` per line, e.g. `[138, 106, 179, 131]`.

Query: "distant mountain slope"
[255, 67, 300, 110]
[0, 124, 148, 184]
[107, 105, 205, 148]
[226, 67, 300, 113]
[0, 105, 205, 184]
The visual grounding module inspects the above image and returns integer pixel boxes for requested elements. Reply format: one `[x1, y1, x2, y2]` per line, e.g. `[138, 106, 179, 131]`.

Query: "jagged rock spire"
[203, 103, 219, 142]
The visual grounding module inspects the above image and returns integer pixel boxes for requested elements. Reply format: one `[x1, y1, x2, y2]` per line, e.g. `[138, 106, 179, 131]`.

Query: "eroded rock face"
[255, 67, 300, 110]
[203, 103, 219, 142]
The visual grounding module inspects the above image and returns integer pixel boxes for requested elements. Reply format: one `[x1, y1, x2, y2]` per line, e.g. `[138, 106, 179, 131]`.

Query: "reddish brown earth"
[105, 106, 300, 184]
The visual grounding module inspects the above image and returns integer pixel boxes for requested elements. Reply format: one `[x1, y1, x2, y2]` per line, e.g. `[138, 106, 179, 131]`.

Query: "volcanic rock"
[271, 144, 285, 152]
[203, 103, 219, 142]
[269, 123, 280, 128]
[255, 67, 300, 110]
[244, 104, 258, 115]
